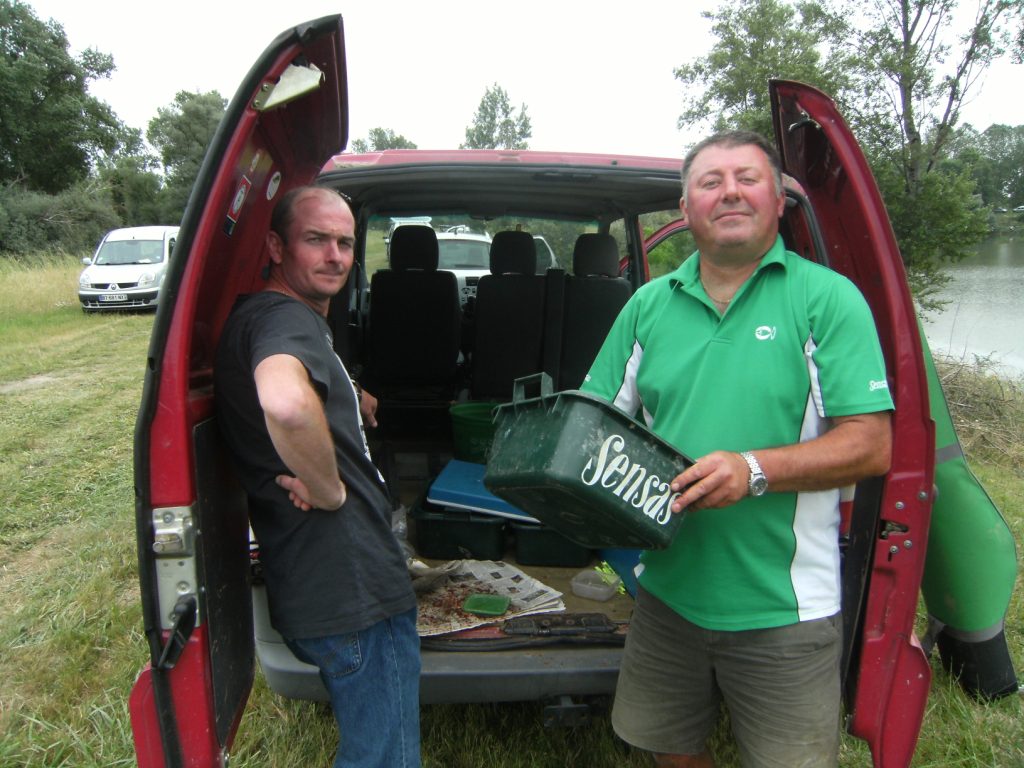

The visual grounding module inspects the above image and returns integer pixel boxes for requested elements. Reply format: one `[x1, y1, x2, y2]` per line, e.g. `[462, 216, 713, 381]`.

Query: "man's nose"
[325, 242, 345, 262]
[721, 174, 740, 198]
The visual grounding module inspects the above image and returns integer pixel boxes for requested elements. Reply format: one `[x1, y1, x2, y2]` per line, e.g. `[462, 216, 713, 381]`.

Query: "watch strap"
[739, 451, 766, 496]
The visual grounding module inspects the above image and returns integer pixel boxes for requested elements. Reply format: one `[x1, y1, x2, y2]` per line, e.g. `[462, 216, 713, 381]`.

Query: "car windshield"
[94, 239, 164, 266]
[438, 240, 490, 269]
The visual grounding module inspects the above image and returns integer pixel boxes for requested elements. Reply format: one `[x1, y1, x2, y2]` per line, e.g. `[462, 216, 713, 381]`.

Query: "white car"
[434, 229, 558, 306]
[78, 226, 179, 312]
[434, 228, 492, 305]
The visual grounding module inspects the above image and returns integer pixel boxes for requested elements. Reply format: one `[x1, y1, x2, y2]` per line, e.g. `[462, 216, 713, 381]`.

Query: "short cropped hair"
[270, 186, 350, 243]
[680, 131, 783, 203]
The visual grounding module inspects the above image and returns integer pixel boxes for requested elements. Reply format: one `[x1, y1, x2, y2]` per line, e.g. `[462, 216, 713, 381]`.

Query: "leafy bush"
[0, 180, 120, 255]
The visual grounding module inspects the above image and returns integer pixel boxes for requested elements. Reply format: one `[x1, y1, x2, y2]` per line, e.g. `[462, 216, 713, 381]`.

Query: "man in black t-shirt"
[215, 186, 420, 768]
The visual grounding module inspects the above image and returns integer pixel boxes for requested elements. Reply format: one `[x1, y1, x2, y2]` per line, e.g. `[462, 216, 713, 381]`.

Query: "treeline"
[949, 124, 1024, 209]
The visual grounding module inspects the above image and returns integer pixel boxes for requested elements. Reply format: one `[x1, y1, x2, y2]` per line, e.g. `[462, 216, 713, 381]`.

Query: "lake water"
[920, 235, 1024, 380]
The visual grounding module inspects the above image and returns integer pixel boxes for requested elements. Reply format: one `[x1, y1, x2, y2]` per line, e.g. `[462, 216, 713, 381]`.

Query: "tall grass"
[0, 252, 84, 318]
[937, 355, 1024, 470]
[0, 261, 1020, 766]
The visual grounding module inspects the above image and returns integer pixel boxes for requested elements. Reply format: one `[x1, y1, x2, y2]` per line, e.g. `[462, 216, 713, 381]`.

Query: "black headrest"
[489, 231, 537, 275]
[572, 233, 619, 277]
[389, 226, 439, 271]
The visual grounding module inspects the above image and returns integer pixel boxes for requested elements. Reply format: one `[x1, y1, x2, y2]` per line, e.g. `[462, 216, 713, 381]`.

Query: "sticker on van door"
[267, 171, 282, 201]
[224, 175, 252, 236]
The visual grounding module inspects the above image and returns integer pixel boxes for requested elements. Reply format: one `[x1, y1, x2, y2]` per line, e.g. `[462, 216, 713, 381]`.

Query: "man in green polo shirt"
[582, 131, 893, 767]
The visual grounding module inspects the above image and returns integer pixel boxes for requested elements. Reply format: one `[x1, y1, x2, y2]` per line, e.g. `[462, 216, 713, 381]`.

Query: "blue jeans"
[285, 607, 421, 768]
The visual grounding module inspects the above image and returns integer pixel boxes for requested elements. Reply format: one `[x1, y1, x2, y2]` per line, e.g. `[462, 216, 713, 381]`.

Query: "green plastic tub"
[484, 374, 694, 550]
[450, 401, 501, 463]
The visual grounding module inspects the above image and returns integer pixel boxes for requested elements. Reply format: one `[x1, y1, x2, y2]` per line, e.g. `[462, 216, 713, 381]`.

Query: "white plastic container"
[570, 569, 622, 602]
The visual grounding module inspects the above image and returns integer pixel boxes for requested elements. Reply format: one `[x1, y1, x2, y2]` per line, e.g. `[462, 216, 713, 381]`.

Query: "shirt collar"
[667, 234, 788, 293]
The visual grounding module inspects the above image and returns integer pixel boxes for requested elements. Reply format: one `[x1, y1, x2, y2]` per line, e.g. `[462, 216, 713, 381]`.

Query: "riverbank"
[989, 210, 1024, 236]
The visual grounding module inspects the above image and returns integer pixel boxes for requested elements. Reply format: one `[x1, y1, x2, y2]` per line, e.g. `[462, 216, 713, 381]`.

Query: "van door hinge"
[153, 506, 195, 555]
[152, 507, 201, 632]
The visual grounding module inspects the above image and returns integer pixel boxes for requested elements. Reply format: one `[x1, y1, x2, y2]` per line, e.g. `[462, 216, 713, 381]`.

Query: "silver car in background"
[78, 226, 179, 312]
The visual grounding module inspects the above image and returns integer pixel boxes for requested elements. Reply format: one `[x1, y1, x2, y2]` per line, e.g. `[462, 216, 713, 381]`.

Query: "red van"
[128, 15, 937, 767]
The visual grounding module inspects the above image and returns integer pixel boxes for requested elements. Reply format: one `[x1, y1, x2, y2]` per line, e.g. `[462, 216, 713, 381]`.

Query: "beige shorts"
[612, 587, 842, 767]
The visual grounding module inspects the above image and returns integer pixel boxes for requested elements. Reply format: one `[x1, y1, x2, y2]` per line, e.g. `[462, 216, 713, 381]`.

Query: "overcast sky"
[26, 0, 1024, 158]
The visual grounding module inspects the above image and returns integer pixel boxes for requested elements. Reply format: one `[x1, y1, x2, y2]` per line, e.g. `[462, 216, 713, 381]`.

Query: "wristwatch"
[740, 451, 768, 497]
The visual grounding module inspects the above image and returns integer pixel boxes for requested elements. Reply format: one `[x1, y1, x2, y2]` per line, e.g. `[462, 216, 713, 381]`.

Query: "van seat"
[557, 233, 631, 389]
[365, 225, 461, 401]
[470, 231, 546, 400]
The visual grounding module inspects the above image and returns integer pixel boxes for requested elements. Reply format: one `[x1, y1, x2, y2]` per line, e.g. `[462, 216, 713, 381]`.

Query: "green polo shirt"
[582, 236, 893, 630]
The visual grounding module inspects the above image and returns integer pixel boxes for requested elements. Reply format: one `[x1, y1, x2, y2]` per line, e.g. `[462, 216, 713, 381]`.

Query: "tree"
[461, 84, 532, 149]
[0, 0, 136, 193]
[674, 0, 1022, 307]
[350, 127, 417, 153]
[854, 0, 1021, 192]
[872, 161, 988, 309]
[850, 0, 1019, 305]
[941, 122, 1024, 207]
[942, 124, 998, 203]
[98, 154, 163, 226]
[147, 90, 227, 222]
[674, 0, 854, 136]
[978, 124, 1024, 205]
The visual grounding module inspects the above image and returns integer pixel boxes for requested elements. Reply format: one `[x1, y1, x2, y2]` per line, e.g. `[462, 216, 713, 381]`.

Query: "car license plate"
[99, 293, 128, 302]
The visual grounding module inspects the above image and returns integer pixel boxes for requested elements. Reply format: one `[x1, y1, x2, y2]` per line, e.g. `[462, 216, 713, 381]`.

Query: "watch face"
[750, 475, 768, 496]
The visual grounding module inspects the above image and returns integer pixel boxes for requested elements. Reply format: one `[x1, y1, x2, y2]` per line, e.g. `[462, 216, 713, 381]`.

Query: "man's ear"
[266, 231, 285, 265]
[678, 196, 690, 227]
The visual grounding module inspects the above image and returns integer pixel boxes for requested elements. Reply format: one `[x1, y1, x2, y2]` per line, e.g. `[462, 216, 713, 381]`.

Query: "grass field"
[0, 256, 1021, 767]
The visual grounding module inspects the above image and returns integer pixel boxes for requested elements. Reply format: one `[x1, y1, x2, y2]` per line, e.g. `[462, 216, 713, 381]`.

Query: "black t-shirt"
[214, 291, 415, 639]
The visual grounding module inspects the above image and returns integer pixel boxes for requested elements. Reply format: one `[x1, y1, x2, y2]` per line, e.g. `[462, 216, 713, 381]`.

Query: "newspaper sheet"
[411, 559, 565, 637]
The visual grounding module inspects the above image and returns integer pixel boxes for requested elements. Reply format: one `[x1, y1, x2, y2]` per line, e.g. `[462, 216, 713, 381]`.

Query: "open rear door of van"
[770, 80, 935, 768]
[129, 16, 347, 768]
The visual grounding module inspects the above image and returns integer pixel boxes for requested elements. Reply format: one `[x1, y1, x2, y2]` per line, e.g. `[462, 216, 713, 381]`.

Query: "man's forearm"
[255, 354, 346, 510]
[756, 411, 892, 493]
[264, 403, 346, 510]
[671, 411, 892, 512]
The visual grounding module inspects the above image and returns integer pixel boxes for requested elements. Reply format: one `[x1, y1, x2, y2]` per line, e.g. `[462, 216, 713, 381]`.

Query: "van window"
[364, 213, 598, 278]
